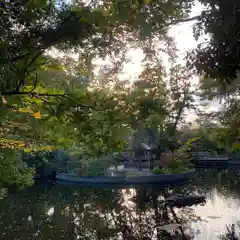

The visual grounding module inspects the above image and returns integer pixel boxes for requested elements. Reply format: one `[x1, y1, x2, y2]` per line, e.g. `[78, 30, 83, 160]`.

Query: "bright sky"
[51, 2, 221, 124]
[95, 2, 221, 124]
[121, 2, 203, 80]
[119, 2, 221, 123]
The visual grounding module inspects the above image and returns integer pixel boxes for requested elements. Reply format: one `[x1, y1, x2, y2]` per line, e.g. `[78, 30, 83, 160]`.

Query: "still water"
[1, 169, 240, 240]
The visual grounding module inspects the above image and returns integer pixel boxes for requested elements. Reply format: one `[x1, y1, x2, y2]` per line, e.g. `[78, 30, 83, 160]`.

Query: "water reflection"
[190, 169, 240, 239]
[1, 169, 240, 239]
[192, 189, 240, 239]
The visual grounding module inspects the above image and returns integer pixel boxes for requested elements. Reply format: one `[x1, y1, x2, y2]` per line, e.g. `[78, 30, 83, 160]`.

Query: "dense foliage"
[188, 0, 240, 84]
[0, 0, 239, 191]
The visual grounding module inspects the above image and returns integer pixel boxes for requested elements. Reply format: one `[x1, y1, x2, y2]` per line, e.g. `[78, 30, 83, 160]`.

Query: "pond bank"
[56, 170, 196, 186]
[192, 159, 240, 168]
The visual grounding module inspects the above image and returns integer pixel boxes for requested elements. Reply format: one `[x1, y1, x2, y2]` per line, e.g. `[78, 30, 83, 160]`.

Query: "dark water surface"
[1, 169, 240, 240]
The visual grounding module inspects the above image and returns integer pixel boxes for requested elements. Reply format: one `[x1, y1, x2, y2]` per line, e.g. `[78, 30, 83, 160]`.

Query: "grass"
[152, 166, 190, 174]
[152, 157, 193, 175]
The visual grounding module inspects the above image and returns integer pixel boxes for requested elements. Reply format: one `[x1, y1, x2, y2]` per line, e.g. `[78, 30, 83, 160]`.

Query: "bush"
[152, 166, 188, 175]
[152, 139, 196, 175]
[168, 158, 182, 170]
[152, 167, 172, 174]
[172, 166, 189, 173]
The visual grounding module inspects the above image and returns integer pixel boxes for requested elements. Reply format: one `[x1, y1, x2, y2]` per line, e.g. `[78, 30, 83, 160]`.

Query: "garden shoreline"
[56, 170, 196, 185]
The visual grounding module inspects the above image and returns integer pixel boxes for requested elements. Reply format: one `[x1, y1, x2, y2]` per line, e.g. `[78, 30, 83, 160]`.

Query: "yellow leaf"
[33, 112, 41, 119]
[145, 0, 152, 4]
[18, 108, 33, 113]
[232, 142, 240, 151]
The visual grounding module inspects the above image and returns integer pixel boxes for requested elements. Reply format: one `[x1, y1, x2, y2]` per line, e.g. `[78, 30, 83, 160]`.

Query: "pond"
[1, 169, 240, 239]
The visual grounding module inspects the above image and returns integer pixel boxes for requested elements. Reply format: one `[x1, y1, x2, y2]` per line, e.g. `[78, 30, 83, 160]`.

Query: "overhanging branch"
[167, 15, 201, 27]
[1, 91, 65, 97]
[1, 90, 91, 110]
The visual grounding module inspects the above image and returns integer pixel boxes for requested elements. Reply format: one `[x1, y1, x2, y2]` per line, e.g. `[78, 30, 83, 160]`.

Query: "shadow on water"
[1, 169, 240, 239]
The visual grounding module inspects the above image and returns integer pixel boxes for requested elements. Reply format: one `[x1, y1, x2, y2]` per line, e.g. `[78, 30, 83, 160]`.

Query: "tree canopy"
[188, 0, 240, 84]
[0, 0, 239, 191]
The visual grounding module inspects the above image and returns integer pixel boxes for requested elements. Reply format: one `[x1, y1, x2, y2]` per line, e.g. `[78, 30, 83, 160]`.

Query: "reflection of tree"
[0, 184, 79, 239]
[74, 186, 198, 239]
[192, 169, 240, 240]
[219, 222, 240, 240]
[0, 183, 207, 239]
[195, 169, 240, 200]
[4, 169, 240, 239]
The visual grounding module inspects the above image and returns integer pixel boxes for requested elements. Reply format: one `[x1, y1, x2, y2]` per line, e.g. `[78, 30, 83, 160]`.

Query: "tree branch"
[33, 95, 56, 115]
[1, 91, 91, 110]
[1, 91, 64, 97]
[167, 15, 201, 27]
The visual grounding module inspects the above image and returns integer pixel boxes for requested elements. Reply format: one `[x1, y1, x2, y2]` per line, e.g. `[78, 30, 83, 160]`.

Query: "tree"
[188, 0, 240, 84]
[0, 0, 194, 94]
[0, 0, 200, 190]
[196, 72, 240, 152]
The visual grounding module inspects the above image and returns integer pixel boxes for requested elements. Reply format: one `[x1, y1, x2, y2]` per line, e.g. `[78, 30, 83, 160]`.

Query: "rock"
[165, 194, 206, 208]
[80, 165, 88, 176]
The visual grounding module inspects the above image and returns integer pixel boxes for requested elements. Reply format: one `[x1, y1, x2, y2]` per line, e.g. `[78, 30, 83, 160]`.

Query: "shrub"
[152, 166, 188, 175]
[152, 167, 172, 174]
[168, 158, 182, 170]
